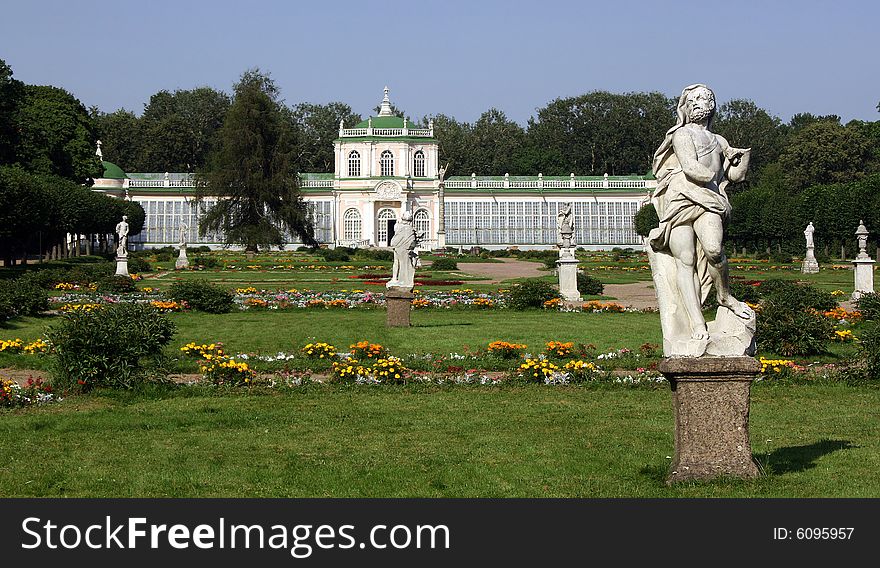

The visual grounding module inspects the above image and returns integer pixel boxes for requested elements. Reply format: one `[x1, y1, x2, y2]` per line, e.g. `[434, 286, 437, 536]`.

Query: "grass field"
[1, 381, 877, 498]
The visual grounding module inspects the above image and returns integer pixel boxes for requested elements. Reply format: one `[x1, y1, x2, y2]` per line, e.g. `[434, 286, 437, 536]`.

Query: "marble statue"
[178, 222, 188, 249]
[856, 220, 869, 259]
[647, 84, 754, 357]
[115, 215, 129, 257]
[557, 202, 574, 249]
[387, 211, 422, 289]
[804, 222, 815, 249]
[438, 162, 449, 185]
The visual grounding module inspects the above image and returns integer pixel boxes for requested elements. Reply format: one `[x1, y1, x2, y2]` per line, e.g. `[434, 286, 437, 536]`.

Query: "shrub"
[633, 203, 659, 237]
[856, 292, 880, 321]
[154, 251, 173, 262]
[193, 256, 221, 268]
[96, 275, 137, 294]
[757, 299, 834, 356]
[46, 303, 176, 391]
[759, 279, 836, 312]
[577, 272, 604, 295]
[126, 255, 152, 273]
[507, 279, 559, 310]
[858, 321, 880, 380]
[430, 257, 458, 271]
[355, 248, 393, 262]
[0, 277, 49, 320]
[169, 280, 235, 313]
[320, 247, 351, 262]
[769, 251, 792, 264]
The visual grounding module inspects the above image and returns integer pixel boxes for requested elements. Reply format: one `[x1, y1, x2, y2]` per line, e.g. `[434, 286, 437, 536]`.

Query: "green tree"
[778, 121, 871, 190]
[468, 108, 528, 175]
[289, 102, 361, 172]
[196, 69, 316, 252]
[91, 108, 143, 171]
[712, 99, 783, 189]
[431, 113, 472, 177]
[526, 91, 673, 176]
[14, 85, 101, 183]
[139, 87, 230, 172]
[0, 59, 24, 165]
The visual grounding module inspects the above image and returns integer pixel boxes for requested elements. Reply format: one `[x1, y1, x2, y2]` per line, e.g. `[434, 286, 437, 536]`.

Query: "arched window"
[414, 209, 430, 238]
[380, 150, 394, 176]
[413, 150, 425, 177]
[343, 208, 362, 241]
[348, 150, 361, 177]
[377, 208, 396, 246]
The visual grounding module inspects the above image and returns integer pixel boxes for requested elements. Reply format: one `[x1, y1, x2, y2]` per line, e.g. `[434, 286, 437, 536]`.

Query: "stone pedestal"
[115, 255, 129, 276]
[659, 357, 761, 484]
[556, 252, 580, 302]
[175, 247, 189, 269]
[386, 287, 414, 327]
[852, 258, 875, 301]
[802, 247, 819, 274]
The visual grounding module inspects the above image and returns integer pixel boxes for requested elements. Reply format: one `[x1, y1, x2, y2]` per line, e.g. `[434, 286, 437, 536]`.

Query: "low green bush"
[320, 247, 351, 262]
[577, 272, 604, 295]
[354, 248, 393, 262]
[126, 255, 152, 273]
[96, 275, 137, 294]
[507, 279, 559, 310]
[858, 321, 880, 380]
[856, 292, 880, 321]
[193, 256, 221, 268]
[169, 280, 235, 313]
[757, 298, 834, 356]
[46, 303, 176, 391]
[430, 257, 458, 271]
[0, 277, 49, 321]
[758, 279, 836, 312]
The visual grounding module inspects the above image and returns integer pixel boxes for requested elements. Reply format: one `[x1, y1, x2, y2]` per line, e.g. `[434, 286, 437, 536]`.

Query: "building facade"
[92, 88, 655, 250]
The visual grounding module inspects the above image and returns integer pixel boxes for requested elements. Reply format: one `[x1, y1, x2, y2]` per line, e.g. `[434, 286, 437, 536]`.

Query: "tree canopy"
[196, 69, 316, 251]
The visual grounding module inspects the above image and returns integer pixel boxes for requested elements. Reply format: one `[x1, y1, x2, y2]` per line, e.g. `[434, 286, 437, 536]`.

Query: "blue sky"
[2, 0, 878, 125]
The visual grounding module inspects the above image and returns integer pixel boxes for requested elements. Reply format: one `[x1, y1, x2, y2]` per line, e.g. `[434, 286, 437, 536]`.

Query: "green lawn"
[1, 381, 877, 498]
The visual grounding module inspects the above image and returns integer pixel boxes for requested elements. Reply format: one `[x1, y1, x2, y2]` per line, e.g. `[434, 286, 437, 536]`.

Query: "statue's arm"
[716, 134, 750, 183]
[672, 129, 714, 184]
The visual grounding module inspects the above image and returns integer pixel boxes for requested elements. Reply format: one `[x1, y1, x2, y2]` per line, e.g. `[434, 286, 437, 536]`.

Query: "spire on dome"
[378, 86, 393, 117]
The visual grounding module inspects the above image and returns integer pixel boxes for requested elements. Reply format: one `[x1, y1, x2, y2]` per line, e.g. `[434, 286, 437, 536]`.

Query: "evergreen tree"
[195, 69, 316, 251]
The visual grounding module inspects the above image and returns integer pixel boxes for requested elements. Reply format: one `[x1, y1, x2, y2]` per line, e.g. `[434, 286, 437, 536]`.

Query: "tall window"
[413, 151, 425, 177]
[414, 209, 430, 238]
[380, 150, 394, 176]
[343, 208, 362, 241]
[377, 208, 396, 245]
[348, 150, 361, 177]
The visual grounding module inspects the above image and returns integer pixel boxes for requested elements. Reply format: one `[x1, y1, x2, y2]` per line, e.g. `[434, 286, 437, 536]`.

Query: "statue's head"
[677, 84, 716, 126]
[122, 215, 128, 221]
[401, 211, 413, 222]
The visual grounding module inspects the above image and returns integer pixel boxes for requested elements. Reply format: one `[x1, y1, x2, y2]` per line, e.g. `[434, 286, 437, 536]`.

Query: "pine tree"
[195, 69, 315, 251]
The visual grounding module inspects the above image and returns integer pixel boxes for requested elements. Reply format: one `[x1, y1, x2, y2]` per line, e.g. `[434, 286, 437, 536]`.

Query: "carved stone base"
[115, 256, 129, 276]
[175, 248, 189, 270]
[659, 357, 761, 484]
[802, 248, 819, 274]
[386, 287, 414, 327]
[852, 258, 875, 301]
[556, 257, 580, 301]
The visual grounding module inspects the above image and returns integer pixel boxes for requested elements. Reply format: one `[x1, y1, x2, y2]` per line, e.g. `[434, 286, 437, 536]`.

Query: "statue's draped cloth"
[647, 128, 732, 354]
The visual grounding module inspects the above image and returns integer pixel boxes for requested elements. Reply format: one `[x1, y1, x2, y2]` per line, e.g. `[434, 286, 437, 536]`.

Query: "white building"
[93, 88, 655, 250]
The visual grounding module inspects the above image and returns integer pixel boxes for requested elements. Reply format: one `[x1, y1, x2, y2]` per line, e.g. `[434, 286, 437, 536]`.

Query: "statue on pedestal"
[387, 211, 422, 289]
[115, 215, 129, 257]
[557, 202, 574, 252]
[647, 84, 754, 357]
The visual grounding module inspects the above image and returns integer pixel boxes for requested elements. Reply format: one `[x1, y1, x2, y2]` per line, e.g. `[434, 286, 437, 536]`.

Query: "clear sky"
[2, 0, 878, 125]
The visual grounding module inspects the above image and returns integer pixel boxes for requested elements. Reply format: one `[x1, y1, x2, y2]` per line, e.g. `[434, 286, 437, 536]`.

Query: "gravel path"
[454, 258, 547, 284]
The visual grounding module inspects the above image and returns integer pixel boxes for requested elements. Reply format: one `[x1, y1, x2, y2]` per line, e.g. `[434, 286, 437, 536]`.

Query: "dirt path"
[454, 258, 547, 284]
[602, 282, 657, 310]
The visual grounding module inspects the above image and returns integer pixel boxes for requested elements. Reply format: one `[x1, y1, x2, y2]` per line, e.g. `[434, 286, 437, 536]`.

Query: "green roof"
[354, 115, 408, 129]
[101, 161, 128, 180]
